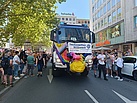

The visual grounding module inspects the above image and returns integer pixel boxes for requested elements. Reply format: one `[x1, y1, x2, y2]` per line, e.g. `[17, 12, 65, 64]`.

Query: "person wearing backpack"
[1, 50, 13, 87]
[13, 51, 20, 80]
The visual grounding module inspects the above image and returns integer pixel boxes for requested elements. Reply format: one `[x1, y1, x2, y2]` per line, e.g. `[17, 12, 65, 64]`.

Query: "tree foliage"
[0, 0, 66, 47]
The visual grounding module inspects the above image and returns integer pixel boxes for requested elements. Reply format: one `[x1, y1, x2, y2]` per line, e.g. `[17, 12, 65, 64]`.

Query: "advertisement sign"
[68, 42, 92, 53]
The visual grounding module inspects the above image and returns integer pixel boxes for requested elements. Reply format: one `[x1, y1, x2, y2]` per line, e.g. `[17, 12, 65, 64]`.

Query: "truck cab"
[50, 23, 95, 76]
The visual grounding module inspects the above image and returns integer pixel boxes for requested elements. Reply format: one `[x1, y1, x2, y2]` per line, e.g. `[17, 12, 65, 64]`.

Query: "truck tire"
[52, 64, 63, 77]
[81, 68, 89, 76]
[133, 71, 137, 81]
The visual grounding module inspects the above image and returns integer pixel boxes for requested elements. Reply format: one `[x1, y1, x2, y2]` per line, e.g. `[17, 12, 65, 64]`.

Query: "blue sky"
[56, 0, 90, 19]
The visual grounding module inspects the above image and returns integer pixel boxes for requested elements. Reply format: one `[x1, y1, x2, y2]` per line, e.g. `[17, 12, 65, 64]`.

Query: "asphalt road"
[0, 62, 137, 103]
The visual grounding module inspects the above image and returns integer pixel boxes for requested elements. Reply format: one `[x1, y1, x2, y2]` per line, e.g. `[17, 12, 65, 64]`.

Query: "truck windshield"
[58, 28, 91, 43]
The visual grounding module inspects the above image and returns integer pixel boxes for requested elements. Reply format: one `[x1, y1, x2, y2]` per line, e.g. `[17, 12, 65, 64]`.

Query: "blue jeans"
[20, 63, 25, 74]
[37, 64, 43, 72]
[14, 64, 19, 77]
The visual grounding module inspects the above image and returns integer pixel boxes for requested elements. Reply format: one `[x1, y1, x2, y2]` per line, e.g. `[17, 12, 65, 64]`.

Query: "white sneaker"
[14, 77, 20, 80]
[111, 75, 113, 78]
[119, 79, 123, 81]
[20, 74, 25, 76]
[114, 76, 118, 79]
[106, 74, 109, 76]
[117, 77, 120, 80]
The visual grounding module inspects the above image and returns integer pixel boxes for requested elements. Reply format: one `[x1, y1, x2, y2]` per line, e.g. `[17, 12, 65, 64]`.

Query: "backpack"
[1, 56, 10, 69]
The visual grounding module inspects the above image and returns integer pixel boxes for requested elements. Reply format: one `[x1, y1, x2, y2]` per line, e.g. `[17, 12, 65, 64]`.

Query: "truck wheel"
[81, 68, 89, 76]
[133, 71, 137, 81]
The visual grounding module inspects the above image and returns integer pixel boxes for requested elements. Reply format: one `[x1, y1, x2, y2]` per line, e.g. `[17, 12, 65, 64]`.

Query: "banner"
[68, 42, 92, 53]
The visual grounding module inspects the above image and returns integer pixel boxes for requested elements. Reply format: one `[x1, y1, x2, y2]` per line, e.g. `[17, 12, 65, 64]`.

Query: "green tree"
[0, 0, 66, 47]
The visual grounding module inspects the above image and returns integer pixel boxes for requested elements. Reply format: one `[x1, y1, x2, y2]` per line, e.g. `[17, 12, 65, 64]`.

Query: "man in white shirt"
[97, 50, 108, 81]
[13, 51, 20, 79]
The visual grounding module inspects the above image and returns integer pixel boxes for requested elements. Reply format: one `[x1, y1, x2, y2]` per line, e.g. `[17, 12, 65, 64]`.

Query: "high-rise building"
[90, 0, 137, 55]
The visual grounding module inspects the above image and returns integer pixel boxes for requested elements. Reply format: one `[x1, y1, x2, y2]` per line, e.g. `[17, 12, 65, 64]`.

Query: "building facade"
[76, 19, 90, 27]
[56, 13, 77, 24]
[90, 0, 137, 55]
[57, 13, 90, 27]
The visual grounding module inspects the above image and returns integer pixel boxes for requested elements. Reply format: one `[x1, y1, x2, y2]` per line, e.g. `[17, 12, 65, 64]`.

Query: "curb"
[0, 76, 24, 97]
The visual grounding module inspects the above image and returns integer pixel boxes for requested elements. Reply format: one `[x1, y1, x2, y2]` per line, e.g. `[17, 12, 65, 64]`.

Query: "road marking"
[47, 69, 53, 83]
[112, 90, 137, 103]
[84, 90, 99, 103]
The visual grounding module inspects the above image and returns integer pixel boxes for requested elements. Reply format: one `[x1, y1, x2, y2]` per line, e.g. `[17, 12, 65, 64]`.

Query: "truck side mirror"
[58, 31, 61, 35]
[50, 30, 56, 41]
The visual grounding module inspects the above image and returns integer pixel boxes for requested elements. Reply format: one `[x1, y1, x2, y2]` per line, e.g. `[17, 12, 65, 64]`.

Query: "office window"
[117, 8, 121, 17]
[135, 0, 137, 6]
[101, 19, 104, 26]
[69, 18, 71, 21]
[112, 0, 116, 7]
[112, 11, 116, 21]
[73, 18, 75, 21]
[98, 22, 100, 29]
[66, 18, 68, 21]
[104, 17, 107, 25]
[62, 18, 64, 20]
[100, 0, 103, 5]
[92, 7, 95, 13]
[117, 0, 120, 3]
[134, 16, 137, 28]
[107, 1, 111, 11]
[103, 5, 106, 14]
[108, 15, 112, 23]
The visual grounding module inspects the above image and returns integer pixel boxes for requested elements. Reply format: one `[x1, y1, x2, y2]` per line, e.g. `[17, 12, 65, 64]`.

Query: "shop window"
[111, 24, 121, 38]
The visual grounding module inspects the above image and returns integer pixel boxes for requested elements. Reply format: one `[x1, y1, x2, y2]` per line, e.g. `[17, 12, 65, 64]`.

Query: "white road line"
[112, 90, 137, 103]
[84, 90, 99, 103]
[47, 69, 53, 83]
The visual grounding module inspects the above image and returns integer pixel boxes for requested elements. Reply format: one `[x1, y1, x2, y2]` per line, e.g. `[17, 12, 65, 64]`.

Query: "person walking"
[115, 52, 124, 81]
[97, 50, 108, 81]
[105, 52, 113, 77]
[36, 52, 45, 77]
[19, 50, 27, 76]
[1, 50, 13, 87]
[92, 54, 98, 77]
[13, 51, 20, 80]
[27, 52, 35, 77]
[0, 52, 4, 85]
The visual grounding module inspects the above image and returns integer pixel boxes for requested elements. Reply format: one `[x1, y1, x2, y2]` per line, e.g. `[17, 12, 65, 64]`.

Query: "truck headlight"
[88, 59, 92, 63]
[56, 58, 61, 63]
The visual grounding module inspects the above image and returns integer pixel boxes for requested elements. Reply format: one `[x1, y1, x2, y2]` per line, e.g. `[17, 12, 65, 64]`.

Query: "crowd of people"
[0, 49, 50, 87]
[92, 49, 133, 81]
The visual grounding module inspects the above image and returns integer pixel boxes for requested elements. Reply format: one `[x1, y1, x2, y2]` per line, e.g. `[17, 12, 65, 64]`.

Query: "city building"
[57, 13, 90, 27]
[56, 13, 77, 24]
[90, 0, 137, 55]
[76, 19, 90, 27]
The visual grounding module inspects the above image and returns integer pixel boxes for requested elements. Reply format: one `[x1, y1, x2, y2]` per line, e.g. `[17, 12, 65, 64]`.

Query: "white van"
[122, 56, 137, 80]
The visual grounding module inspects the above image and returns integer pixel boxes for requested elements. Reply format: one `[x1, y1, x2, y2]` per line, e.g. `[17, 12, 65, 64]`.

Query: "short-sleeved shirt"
[13, 55, 20, 65]
[27, 55, 34, 64]
[97, 54, 106, 65]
